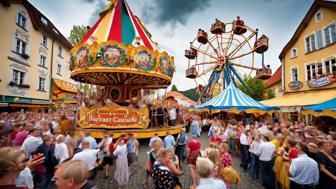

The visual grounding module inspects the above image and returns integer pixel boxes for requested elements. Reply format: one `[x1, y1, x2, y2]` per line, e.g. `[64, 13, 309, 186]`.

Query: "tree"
[171, 84, 178, 92]
[239, 78, 266, 101]
[266, 88, 276, 99]
[68, 25, 88, 46]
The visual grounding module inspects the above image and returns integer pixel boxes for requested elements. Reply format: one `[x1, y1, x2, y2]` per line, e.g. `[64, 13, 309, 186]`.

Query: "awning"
[53, 79, 77, 93]
[261, 90, 336, 107]
[301, 98, 336, 118]
[0, 103, 8, 107]
[10, 104, 50, 108]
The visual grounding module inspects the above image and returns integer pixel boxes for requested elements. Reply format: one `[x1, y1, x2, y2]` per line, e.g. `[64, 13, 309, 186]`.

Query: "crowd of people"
[0, 110, 140, 189]
[1, 109, 336, 189]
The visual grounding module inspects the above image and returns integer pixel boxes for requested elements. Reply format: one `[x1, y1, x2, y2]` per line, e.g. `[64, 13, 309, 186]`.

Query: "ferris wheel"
[185, 17, 272, 102]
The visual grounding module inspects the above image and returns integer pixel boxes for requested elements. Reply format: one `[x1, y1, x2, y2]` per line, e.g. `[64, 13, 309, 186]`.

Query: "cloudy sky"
[30, 0, 314, 91]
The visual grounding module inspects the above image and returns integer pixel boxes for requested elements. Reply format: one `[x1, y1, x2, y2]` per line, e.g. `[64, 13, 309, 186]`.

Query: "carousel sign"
[78, 105, 150, 129]
[288, 81, 303, 90]
[307, 74, 336, 88]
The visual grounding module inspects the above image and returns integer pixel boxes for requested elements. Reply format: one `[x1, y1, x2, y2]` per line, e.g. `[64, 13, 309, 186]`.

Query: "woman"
[113, 138, 130, 189]
[0, 147, 29, 188]
[219, 143, 232, 168]
[187, 136, 201, 166]
[208, 117, 221, 137]
[316, 140, 336, 189]
[144, 139, 163, 187]
[151, 149, 177, 189]
[191, 115, 201, 138]
[0, 147, 44, 189]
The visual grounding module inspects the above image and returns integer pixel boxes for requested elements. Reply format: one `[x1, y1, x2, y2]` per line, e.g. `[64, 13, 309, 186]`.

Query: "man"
[175, 128, 188, 164]
[163, 131, 175, 149]
[21, 128, 42, 157]
[82, 131, 97, 150]
[195, 157, 227, 189]
[258, 133, 276, 189]
[72, 141, 100, 179]
[54, 160, 97, 189]
[57, 115, 73, 136]
[239, 129, 250, 171]
[168, 106, 177, 126]
[289, 143, 319, 189]
[149, 133, 162, 149]
[54, 135, 69, 164]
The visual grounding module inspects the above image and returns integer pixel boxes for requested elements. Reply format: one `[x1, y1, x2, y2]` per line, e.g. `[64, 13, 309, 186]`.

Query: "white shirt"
[72, 149, 99, 171]
[149, 136, 162, 148]
[54, 143, 69, 164]
[168, 108, 177, 120]
[21, 135, 43, 157]
[249, 140, 262, 155]
[196, 177, 227, 189]
[258, 141, 275, 161]
[289, 154, 319, 185]
[258, 125, 268, 134]
[16, 167, 33, 189]
[239, 133, 249, 145]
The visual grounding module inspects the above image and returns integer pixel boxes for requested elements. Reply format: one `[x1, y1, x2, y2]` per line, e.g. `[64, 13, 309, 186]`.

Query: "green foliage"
[266, 88, 276, 99]
[171, 84, 178, 92]
[238, 78, 266, 101]
[68, 25, 88, 46]
[179, 88, 200, 102]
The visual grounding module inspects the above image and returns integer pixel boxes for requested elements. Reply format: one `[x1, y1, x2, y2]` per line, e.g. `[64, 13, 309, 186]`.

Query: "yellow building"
[0, 0, 77, 110]
[262, 0, 336, 121]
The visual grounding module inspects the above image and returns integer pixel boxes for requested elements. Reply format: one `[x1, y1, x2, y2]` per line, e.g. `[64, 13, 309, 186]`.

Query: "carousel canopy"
[70, 0, 174, 88]
[80, 0, 158, 50]
[194, 82, 279, 111]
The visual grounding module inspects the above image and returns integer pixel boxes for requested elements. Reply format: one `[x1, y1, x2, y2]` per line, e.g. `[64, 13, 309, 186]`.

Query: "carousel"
[70, 0, 179, 138]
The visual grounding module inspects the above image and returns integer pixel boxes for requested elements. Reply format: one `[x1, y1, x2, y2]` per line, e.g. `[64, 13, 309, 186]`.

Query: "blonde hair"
[0, 147, 25, 178]
[59, 160, 89, 184]
[196, 157, 214, 177]
[207, 148, 220, 164]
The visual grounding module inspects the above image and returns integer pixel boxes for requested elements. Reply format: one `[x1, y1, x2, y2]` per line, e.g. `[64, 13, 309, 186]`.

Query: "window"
[38, 77, 46, 91]
[291, 67, 298, 82]
[315, 12, 322, 22]
[58, 46, 63, 57]
[291, 48, 297, 58]
[12, 70, 25, 85]
[57, 64, 62, 75]
[39, 55, 47, 67]
[324, 58, 336, 74]
[16, 12, 27, 29]
[324, 24, 336, 45]
[305, 34, 316, 53]
[316, 30, 323, 49]
[42, 35, 48, 47]
[41, 16, 48, 25]
[15, 38, 27, 54]
[306, 63, 322, 81]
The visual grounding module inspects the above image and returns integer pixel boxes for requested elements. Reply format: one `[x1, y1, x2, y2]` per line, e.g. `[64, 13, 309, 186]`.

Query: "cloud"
[87, 0, 107, 26]
[141, 0, 211, 27]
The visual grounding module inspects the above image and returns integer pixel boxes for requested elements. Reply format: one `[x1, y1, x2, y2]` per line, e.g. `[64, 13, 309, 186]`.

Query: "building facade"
[262, 0, 336, 122]
[265, 66, 282, 98]
[0, 0, 77, 110]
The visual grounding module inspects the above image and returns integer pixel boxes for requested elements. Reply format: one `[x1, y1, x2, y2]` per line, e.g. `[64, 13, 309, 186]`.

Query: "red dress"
[210, 136, 223, 144]
[187, 139, 201, 165]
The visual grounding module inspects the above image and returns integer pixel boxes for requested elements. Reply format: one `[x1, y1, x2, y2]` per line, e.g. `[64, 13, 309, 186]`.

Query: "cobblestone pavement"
[96, 133, 264, 189]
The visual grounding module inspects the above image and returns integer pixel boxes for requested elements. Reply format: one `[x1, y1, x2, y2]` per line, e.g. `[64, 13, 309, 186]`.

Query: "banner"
[78, 105, 150, 129]
[307, 74, 336, 88]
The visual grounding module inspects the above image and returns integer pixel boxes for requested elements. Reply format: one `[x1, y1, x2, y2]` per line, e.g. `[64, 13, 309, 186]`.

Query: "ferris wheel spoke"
[191, 45, 218, 59]
[229, 51, 254, 61]
[194, 60, 218, 66]
[198, 64, 219, 77]
[229, 62, 258, 70]
[224, 30, 234, 57]
[207, 40, 221, 57]
[227, 31, 255, 57]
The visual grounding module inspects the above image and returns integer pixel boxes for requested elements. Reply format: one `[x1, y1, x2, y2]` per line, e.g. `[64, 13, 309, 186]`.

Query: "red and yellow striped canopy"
[80, 0, 158, 51]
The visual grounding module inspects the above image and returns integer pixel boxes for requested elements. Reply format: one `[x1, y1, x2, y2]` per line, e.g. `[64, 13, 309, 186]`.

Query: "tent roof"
[303, 98, 336, 112]
[195, 82, 278, 111]
[80, 0, 158, 51]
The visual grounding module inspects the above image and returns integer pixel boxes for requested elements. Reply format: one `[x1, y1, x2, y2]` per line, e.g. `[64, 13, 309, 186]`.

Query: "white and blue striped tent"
[194, 82, 279, 111]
